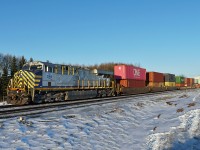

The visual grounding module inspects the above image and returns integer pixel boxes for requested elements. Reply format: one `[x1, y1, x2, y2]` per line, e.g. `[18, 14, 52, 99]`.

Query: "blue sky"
[0, 0, 200, 77]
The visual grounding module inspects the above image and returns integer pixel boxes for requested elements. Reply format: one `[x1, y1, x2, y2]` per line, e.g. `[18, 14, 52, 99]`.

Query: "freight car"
[7, 61, 115, 105]
[114, 65, 178, 95]
[6, 61, 196, 105]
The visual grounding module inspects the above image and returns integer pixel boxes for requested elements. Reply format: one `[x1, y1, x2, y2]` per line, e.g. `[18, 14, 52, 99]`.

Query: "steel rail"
[0, 89, 197, 119]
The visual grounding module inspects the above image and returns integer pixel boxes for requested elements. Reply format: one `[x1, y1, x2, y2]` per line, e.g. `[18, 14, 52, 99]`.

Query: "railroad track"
[0, 89, 197, 119]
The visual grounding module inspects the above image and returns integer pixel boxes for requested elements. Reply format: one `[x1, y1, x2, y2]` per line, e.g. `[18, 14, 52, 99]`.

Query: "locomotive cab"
[22, 62, 44, 74]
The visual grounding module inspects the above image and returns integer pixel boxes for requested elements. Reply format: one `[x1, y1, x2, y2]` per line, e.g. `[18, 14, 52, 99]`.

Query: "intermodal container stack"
[146, 72, 164, 87]
[184, 78, 194, 87]
[190, 78, 194, 87]
[164, 73, 176, 87]
[175, 76, 185, 87]
[194, 76, 200, 84]
[184, 78, 190, 87]
[194, 79, 199, 84]
[194, 76, 200, 87]
[114, 65, 146, 88]
[119, 79, 145, 88]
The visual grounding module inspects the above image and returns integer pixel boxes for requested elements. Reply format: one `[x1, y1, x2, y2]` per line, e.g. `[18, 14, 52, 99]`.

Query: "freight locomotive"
[7, 61, 114, 105]
[6, 61, 196, 105]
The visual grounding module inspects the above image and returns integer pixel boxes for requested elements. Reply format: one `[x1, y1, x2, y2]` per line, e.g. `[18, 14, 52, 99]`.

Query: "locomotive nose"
[6, 70, 37, 105]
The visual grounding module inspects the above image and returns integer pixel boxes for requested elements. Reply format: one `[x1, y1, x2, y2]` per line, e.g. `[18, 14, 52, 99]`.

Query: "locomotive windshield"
[30, 65, 42, 71]
[22, 64, 43, 71]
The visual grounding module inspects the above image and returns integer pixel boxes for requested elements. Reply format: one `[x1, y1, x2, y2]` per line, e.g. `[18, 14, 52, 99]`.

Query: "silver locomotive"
[7, 61, 114, 105]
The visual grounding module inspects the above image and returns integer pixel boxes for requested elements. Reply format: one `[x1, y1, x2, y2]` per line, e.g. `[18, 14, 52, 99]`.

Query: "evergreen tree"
[29, 57, 33, 62]
[0, 77, 2, 99]
[1, 67, 8, 96]
[19, 56, 26, 69]
[11, 56, 18, 77]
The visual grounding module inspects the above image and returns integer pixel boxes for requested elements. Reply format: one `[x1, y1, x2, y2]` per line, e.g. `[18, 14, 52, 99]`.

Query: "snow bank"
[0, 89, 200, 149]
[0, 101, 9, 106]
[147, 93, 200, 150]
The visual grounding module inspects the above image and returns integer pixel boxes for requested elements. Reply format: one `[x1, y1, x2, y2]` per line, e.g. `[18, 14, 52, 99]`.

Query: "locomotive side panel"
[42, 72, 79, 87]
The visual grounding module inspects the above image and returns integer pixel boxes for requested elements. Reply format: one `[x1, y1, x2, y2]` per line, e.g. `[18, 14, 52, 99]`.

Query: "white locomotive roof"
[91, 69, 113, 75]
[25, 61, 87, 70]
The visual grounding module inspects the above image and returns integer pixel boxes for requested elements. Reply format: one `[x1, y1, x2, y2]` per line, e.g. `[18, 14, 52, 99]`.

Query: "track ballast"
[0, 89, 196, 119]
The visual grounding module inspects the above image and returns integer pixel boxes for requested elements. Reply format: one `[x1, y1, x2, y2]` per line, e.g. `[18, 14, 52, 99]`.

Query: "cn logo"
[47, 73, 53, 80]
[133, 69, 140, 77]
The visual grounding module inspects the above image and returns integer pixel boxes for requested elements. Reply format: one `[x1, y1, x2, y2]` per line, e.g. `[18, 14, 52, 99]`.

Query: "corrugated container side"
[148, 82, 164, 87]
[164, 74, 175, 82]
[114, 65, 146, 80]
[194, 79, 199, 84]
[114, 65, 126, 79]
[176, 76, 185, 84]
[185, 78, 191, 86]
[190, 78, 194, 86]
[120, 79, 145, 88]
[176, 83, 185, 87]
[195, 84, 200, 88]
[194, 77, 200, 84]
[165, 82, 176, 87]
[146, 72, 164, 82]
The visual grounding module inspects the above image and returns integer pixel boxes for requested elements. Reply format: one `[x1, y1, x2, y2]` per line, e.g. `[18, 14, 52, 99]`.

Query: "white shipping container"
[194, 76, 200, 84]
[194, 79, 198, 84]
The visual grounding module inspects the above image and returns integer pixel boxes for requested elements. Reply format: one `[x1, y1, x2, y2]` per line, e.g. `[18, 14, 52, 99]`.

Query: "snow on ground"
[1, 89, 200, 150]
[0, 101, 9, 106]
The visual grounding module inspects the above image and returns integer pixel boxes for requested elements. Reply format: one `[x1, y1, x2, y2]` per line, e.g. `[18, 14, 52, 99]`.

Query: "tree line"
[88, 62, 138, 71]
[0, 53, 33, 100]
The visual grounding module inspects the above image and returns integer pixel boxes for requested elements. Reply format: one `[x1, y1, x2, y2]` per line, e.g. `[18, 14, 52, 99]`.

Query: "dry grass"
[166, 102, 173, 105]
[156, 96, 175, 101]
[177, 108, 184, 113]
[179, 94, 188, 98]
[188, 102, 196, 108]
[166, 101, 177, 106]
[136, 102, 144, 107]
[63, 115, 76, 119]
[106, 107, 124, 114]
[157, 114, 161, 118]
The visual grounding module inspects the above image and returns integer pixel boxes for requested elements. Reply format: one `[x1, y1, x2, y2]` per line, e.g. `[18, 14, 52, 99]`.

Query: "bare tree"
[2, 54, 12, 70]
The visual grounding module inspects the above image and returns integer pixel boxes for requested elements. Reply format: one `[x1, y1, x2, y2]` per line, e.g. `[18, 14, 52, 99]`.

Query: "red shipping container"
[114, 65, 146, 80]
[195, 84, 200, 88]
[185, 78, 191, 86]
[146, 72, 164, 82]
[190, 78, 194, 85]
[120, 79, 145, 88]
